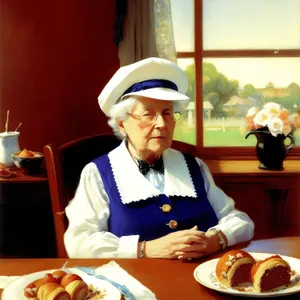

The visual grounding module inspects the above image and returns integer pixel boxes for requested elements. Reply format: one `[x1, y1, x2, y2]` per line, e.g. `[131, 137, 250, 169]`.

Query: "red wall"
[0, 0, 119, 151]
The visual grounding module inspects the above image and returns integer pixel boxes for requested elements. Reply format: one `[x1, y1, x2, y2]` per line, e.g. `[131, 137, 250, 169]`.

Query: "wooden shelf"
[2, 160, 299, 182]
[0, 167, 47, 183]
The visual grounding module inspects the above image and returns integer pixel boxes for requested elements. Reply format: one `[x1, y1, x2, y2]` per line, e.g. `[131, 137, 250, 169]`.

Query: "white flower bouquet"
[245, 102, 300, 137]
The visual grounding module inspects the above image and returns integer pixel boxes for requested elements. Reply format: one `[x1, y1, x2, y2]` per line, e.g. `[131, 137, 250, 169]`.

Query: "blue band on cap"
[122, 79, 178, 96]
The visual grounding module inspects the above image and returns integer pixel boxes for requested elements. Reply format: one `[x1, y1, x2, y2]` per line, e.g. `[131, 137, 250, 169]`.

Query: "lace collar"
[107, 141, 197, 204]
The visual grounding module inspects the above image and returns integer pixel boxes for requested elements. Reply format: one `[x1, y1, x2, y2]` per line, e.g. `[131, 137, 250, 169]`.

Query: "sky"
[171, 0, 300, 88]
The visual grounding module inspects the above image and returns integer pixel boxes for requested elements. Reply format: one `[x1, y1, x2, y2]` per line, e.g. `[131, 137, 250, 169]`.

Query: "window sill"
[205, 159, 300, 177]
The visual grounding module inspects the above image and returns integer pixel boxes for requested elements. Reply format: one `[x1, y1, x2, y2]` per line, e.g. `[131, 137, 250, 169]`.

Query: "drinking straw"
[5, 110, 9, 132]
[15, 122, 22, 132]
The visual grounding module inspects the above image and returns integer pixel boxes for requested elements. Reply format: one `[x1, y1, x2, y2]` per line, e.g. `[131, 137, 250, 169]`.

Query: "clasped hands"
[144, 225, 221, 260]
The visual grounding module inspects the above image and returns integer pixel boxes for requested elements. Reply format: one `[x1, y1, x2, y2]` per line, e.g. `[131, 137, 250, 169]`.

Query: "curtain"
[118, 0, 156, 66]
[117, 0, 176, 66]
[114, 0, 127, 46]
[153, 0, 177, 63]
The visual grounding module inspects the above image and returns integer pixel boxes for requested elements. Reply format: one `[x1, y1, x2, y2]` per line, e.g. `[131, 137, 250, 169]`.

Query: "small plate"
[2, 268, 121, 300]
[194, 252, 300, 298]
[0, 169, 15, 178]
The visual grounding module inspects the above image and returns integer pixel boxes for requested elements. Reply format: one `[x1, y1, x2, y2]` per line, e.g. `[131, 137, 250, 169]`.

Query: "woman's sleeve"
[64, 163, 139, 258]
[195, 158, 255, 246]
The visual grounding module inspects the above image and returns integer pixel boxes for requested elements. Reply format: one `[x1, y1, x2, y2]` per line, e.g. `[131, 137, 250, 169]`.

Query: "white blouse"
[64, 141, 254, 258]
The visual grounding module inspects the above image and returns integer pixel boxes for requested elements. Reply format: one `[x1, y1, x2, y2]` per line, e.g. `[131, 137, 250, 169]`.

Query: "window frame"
[176, 0, 300, 159]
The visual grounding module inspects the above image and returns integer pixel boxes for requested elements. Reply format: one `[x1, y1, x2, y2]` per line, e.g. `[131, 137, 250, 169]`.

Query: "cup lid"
[0, 131, 20, 138]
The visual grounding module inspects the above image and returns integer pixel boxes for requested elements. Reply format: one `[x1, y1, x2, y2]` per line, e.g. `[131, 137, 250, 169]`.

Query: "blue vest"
[93, 153, 218, 241]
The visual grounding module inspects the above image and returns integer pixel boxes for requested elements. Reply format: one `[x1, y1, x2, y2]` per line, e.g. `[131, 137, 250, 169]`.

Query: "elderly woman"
[64, 57, 254, 259]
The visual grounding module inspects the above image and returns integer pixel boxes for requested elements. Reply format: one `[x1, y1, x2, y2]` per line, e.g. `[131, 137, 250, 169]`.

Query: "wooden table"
[1, 237, 299, 299]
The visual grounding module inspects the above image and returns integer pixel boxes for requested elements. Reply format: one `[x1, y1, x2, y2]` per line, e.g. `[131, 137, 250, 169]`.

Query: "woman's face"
[120, 97, 176, 162]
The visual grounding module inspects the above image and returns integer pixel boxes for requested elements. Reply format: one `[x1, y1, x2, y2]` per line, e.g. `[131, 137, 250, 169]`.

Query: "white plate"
[194, 252, 300, 298]
[2, 268, 121, 300]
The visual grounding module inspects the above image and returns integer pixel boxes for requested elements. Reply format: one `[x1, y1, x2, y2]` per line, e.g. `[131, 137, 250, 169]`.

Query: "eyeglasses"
[127, 110, 181, 124]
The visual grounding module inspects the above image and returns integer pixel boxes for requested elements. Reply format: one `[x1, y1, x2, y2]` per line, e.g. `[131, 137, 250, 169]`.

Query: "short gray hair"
[107, 97, 137, 139]
[107, 97, 184, 140]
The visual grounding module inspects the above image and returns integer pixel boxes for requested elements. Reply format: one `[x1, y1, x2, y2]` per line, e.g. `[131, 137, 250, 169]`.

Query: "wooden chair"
[44, 134, 121, 258]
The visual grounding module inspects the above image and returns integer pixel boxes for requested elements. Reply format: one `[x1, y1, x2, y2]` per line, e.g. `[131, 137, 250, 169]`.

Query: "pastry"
[43, 273, 62, 285]
[23, 278, 44, 298]
[18, 149, 34, 158]
[37, 283, 71, 300]
[52, 270, 68, 281]
[61, 274, 88, 300]
[43, 270, 68, 285]
[24, 271, 89, 300]
[251, 254, 291, 292]
[216, 249, 256, 287]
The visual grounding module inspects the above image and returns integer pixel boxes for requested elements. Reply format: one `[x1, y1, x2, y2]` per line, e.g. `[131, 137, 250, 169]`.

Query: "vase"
[0, 131, 20, 167]
[245, 127, 295, 170]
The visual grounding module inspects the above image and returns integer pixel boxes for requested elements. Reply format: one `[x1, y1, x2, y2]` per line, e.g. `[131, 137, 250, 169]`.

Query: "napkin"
[92, 261, 157, 300]
[0, 276, 19, 289]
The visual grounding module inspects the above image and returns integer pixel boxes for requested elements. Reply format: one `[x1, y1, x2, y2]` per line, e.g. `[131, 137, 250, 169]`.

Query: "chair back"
[44, 134, 120, 257]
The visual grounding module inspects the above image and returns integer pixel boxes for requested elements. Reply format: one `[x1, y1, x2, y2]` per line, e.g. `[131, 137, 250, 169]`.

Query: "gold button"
[160, 204, 172, 213]
[167, 220, 178, 229]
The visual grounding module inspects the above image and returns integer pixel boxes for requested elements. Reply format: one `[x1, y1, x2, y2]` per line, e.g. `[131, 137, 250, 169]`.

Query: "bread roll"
[216, 249, 255, 287]
[251, 255, 291, 292]
[37, 283, 71, 300]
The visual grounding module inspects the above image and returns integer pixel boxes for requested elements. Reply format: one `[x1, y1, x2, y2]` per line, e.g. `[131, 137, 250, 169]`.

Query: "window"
[171, 0, 300, 158]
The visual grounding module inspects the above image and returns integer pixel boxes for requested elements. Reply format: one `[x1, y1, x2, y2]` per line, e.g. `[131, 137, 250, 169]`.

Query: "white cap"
[98, 57, 190, 116]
